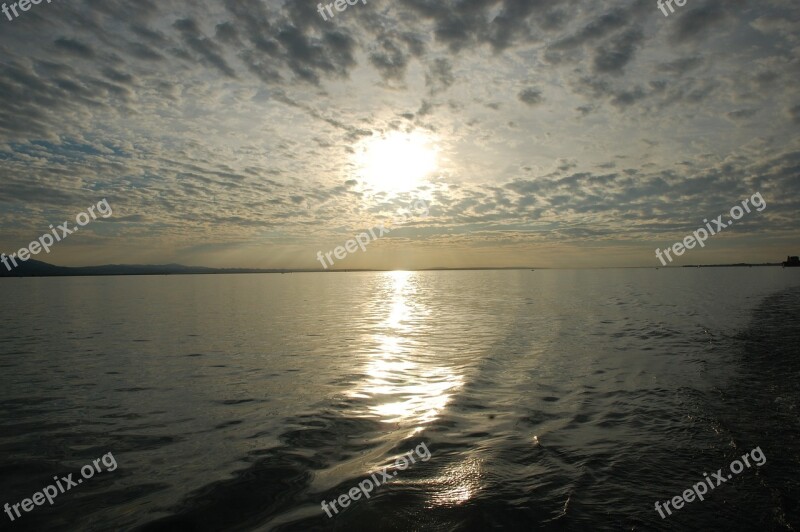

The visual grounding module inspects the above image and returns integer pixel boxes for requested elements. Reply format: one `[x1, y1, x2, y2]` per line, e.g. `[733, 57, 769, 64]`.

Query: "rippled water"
[1, 269, 799, 531]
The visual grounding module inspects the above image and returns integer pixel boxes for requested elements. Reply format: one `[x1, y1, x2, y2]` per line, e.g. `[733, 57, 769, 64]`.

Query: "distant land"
[681, 263, 782, 267]
[0, 259, 794, 278]
[0, 260, 536, 277]
[0, 259, 299, 277]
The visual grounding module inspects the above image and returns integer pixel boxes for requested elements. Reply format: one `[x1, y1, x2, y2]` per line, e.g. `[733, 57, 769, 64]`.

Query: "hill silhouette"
[0, 259, 292, 277]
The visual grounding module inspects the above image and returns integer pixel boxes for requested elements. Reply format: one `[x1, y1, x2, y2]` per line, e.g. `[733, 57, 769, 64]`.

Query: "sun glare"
[355, 131, 438, 193]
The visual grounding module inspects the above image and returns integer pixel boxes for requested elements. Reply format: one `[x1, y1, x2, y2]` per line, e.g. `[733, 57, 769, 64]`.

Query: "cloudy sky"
[0, 0, 798, 269]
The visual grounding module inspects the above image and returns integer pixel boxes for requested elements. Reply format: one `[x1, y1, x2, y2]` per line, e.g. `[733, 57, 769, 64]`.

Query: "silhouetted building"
[782, 256, 800, 267]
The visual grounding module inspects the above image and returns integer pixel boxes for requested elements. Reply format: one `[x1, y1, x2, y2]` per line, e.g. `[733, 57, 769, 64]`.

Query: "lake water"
[1, 269, 799, 531]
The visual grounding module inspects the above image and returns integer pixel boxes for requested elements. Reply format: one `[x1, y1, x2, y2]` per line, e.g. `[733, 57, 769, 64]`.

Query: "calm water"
[1, 269, 799, 531]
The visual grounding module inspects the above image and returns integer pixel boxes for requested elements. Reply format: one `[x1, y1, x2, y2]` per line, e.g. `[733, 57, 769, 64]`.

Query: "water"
[0, 269, 798, 531]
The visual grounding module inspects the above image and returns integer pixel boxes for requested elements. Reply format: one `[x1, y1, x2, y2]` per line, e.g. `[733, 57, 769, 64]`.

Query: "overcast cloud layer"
[0, 0, 798, 269]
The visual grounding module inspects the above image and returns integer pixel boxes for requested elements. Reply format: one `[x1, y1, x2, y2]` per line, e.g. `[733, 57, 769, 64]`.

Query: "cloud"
[659, 55, 703, 76]
[369, 37, 410, 83]
[0, 0, 796, 268]
[53, 38, 95, 58]
[518, 87, 544, 106]
[670, 4, 730, 44]
[788, 105, 800, 124]
[425, 58, 454, 94]
[592, 28, 644, 75]
[726, 108, 757, 121]
[173, 18, 237, 78]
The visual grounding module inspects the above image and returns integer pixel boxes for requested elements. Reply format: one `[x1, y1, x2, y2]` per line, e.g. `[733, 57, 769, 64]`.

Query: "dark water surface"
[1, 269, 799, 531]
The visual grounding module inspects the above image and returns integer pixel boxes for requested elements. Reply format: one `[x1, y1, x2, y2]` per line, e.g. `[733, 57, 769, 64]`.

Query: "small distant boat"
[783, 256, 800, 268]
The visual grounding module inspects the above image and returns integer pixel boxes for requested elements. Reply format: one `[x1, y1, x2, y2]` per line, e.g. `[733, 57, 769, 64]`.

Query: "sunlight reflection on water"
[347, 271, 464, 429]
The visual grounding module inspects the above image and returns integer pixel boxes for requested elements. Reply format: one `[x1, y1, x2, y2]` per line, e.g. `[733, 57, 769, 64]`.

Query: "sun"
[354, 131, 438, 193]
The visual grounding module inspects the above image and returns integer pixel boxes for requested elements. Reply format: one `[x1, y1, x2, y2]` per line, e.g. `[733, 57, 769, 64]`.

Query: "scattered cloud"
[0, 0, 797, 268]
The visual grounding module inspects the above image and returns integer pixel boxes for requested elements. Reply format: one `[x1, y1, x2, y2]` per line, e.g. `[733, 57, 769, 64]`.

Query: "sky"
[0, 0, 798, 270]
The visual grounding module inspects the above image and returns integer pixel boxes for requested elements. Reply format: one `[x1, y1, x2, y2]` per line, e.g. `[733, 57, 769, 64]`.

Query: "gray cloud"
[518, 87, 544, 106]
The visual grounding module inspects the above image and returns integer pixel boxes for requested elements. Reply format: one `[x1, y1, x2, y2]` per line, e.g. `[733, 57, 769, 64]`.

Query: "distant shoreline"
[0, 259, 791, 278]
[681, 263, 782, 268]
